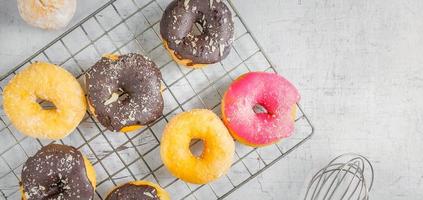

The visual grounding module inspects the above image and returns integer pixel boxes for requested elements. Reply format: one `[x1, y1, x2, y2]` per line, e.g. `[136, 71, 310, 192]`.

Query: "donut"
[221, 72, 300, 147]
[17, 0, 76, 29]
[3, 62, 87, 140]
[21, 144, 96, 200]
[160, 0, 234, 68]
[105, 181, 169, 200]
[160, 109, 235, 184]
[86, 53, 164, 132]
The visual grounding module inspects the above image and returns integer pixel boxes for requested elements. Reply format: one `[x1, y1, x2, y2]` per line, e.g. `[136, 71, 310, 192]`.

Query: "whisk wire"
[304, 153, 374, 200]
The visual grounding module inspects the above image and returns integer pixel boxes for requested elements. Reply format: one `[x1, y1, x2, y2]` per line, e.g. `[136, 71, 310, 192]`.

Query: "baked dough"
[17, 0, 77, 29]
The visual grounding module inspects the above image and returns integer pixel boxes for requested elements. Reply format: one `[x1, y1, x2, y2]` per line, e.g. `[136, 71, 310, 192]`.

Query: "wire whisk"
[304, 153, 374, 200]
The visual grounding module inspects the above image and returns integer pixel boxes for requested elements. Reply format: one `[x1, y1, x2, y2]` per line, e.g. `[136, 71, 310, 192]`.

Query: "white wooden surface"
[1, 0, 423, 199]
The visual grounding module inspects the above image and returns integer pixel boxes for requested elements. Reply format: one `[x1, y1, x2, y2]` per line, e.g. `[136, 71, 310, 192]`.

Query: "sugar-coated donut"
[222, 72, 300, 147]
[3, 62, 87, 140]
[106, 181, 170, 200]
[17, 0, 76, 29]
[160, 0, 234, 68]
[86, 53, 164, 132]
[21, 144, 96, 200]
[160, 109, 235, 184]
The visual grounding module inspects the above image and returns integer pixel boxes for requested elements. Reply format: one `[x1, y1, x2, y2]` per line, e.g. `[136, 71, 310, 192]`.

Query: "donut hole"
[190, 13, 206, 36]
[104, 88, 131, 105]
[189, 139, 205, 158]
[36, 98, 56, 110]
[49, 178, 69, 195]
[253, 104, 268, 114]
[118, 92, 130, 102]
[117, 88, 131, 102]
[192, 22, 204, 36]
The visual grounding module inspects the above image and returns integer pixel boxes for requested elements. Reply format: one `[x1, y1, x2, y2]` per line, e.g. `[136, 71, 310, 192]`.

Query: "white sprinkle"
[24, 192, 29, 199]
[66, 155, 73, 163]
[219, 43, 225, 57]
[104, 93, 119, 105]
[184, 0, 190, 9]
[144, 191, 154, 198]
[129, 111, 136, 121]
[210, 0, 214, 8]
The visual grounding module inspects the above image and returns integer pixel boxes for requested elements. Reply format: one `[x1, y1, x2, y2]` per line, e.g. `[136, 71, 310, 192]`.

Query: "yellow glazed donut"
[17, 0, 76, 29]
[160, 109, 235, 184]
[105, 181, 170, 200]
[3, 62, 86, 140]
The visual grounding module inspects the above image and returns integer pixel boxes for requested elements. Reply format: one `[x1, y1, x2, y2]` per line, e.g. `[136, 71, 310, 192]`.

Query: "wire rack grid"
[0, 0, 314, 199]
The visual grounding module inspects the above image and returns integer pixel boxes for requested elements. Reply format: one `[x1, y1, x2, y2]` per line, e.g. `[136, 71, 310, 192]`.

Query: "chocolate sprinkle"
[160, 0, 234, 65]
[106, 183, 160, 200]
[21, 144, 94, 200]
[86, 53, 164, 132]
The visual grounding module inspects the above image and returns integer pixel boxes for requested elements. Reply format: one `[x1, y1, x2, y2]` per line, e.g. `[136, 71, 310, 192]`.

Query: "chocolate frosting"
[160, 0, 234, 65]
[21, 144, 94, 200]
[86, 53, 164, 131]
[106, 183, 160, 200]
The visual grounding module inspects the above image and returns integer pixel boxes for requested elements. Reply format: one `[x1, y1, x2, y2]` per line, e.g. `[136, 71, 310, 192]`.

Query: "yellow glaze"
[3, 62, 86, 140]
[160, 109, 235, 184]
[102, 53, 120, 61]
[84, 156, 97, 189]
[120, 125, 143, 132]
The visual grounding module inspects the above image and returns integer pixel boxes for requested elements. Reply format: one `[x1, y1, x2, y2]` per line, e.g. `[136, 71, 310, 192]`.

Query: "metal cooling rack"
[0, 0, 314, 199]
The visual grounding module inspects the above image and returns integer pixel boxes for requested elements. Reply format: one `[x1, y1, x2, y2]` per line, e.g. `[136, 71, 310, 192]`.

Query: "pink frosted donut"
[221, 72, 300, 147]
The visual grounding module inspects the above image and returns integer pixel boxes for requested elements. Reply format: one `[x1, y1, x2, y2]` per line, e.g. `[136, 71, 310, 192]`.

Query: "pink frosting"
[222, 72, 300, 146]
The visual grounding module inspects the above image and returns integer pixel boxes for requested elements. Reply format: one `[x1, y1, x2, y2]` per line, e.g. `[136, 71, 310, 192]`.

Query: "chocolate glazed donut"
[160, 0, 234, 67]
[86, 53, 163, 132]
[21, 144, 95, 200]
[106, 184, 159, 200]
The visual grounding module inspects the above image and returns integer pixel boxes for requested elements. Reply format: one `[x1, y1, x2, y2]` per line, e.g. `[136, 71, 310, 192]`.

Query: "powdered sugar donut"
[17, 0, 76, 30]
[221, 72, 300, 147]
